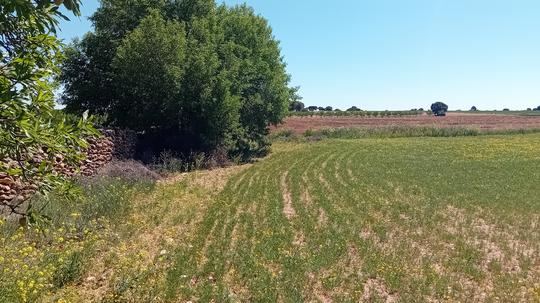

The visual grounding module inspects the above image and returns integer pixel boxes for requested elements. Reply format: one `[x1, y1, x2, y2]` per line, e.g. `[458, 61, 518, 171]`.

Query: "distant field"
[451, 110, 540, 116]
[276, 112, 540, 134]
[165, 134, 540, 302]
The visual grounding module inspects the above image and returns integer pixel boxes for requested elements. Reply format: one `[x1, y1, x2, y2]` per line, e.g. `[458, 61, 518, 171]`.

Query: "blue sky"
[58, 0, 540, 110]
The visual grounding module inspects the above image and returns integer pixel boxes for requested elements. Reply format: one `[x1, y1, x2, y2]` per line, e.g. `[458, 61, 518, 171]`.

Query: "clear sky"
[58, 0, 540, 110]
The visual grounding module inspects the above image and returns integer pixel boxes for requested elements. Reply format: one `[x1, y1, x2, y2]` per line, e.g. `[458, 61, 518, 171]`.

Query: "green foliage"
[112, 11, 186, 132]
[60, 0, 292, 160]
[0, 0, 97, 215]
[431, 102, 449, 116]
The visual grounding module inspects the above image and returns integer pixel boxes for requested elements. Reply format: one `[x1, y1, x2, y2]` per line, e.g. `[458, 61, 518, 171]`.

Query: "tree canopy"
[60, 0, 293, 160]
[431, 102, 449, 116]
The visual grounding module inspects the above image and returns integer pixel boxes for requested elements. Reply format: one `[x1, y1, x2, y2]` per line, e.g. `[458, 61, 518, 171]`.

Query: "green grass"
[165, 134, 540, 302]
[7, 136, 539, 302]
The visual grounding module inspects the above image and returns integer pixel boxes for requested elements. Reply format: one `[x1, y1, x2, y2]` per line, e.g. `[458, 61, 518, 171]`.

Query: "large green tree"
[60, 0, 293, 159]
[0, 0, 96, 216]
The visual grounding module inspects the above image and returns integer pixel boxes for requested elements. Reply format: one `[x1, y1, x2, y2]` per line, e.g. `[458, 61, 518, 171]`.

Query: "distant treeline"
[287, 110, 423, 117]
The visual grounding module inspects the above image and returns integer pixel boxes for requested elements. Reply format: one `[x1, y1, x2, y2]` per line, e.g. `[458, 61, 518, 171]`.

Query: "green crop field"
[13, 134, 539, 302]
[163, 134, 540, 302]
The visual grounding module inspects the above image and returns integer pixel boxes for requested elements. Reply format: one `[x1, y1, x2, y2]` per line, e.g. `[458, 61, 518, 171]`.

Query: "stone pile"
[0, 173, 38, 214]
[80, 136, 114, 176]
[0, 129, 132, 216]
[105, 129, 137, 160]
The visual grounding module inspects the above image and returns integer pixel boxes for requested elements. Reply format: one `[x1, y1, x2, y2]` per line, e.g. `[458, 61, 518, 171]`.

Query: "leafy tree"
[307, 106, 318, 111]
[0, 0, 96, 216]
[503, 108, 510, 111]
[534, 106, 540, 111]
[289, 101, 305, 112]
[347, 106, 361, 112]
[111, 11, 187, 132]
[470, 106, 478, 111]
[430, 102, 448, 116]
[325, 106, 333, 111]
[219, 5, 290, 158]
[60, 0, 291, 160]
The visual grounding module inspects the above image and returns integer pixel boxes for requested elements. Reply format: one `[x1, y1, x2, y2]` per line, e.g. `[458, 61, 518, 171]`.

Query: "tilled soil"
[275, 113, 540, 134]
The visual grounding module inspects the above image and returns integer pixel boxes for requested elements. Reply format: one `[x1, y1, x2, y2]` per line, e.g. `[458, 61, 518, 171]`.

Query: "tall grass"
[295, 126, 540, 140]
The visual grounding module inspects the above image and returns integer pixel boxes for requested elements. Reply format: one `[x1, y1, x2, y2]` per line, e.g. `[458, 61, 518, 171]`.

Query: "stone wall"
[0, 129, 137, 216]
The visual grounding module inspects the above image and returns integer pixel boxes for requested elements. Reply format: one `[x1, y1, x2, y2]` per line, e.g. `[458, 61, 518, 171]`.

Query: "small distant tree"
[431, 102, 448, 116]
[534, 106, 540, 111]
[334, 108, 342, 112]
[470, 106, 478, 111]
[317, 106, 325, 111]
[418, 108, 424, 111]
[307, 106, 318, 112]
[289, 101, 305, 112]
[346, 106, 361, 112]
[527, 108, 532, 111]
[325, 106, 333, 111]
[503, 108, 510, 111]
